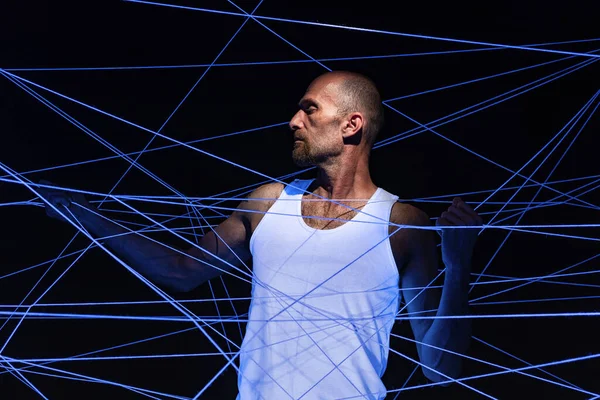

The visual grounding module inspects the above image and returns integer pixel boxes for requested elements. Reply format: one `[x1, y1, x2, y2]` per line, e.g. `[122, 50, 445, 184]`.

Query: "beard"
[292, 141, 317, 167]
[292, 140, 340, 167]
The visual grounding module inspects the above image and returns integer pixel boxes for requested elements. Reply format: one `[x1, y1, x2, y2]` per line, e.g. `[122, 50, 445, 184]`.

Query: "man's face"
[289, 77, 345, 167]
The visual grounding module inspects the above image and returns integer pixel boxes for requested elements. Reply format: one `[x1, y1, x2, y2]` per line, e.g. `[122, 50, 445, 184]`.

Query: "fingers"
[453, 197, 483, 224]
[437, 197, 483, 227]
[440, 210, 464, 226]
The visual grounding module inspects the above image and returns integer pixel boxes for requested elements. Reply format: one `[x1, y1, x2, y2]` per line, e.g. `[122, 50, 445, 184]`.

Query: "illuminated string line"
[209, 7, 596, 396]
[0, 121, 289, 180]
[0, 203, 231, 283]
[1, 48, 500, 72]
[335, 331, 594, 397]
[10, 36, 600, 72]
[5, 53, 600, 214]
[2, 64, 596, 370]
[135, 1, 270, 355]
[2, 273, 598, 311]
[0, 6, 286, 350]
[0, 274, 596, 398]
[15, 181, 600, 234]
[187, 202, 240, 352]
[14, 189, 594, 223]
[471, 336, 586, 396]
[31, 9, 600, 350]
[392, 352, 600, 393]
[5, 306, 600, 323]
[0, 324, 210, 378]
[484, 176, 600, 227]
[470, 251, 600, 303]
[2, 353, 168, 400]
[387, 334, 588, 395]
[14, 2, 325, 393]
[7, 292, 600, 325]
[2, 49, 591, 184]
[0, 66, 249, 360]
[2, 356, 187, 400]
[0, 25, 300, 372]
[338, 335, 597, 399]
[0, 242, 93, 354]
[380, 67, 600, 211]
[295, 301, 489, 399]
[3, 7, 596, 400]
[8, 180, 600, 237]
[377, 51, 598, 164]
[2, 45, 596, 252]
[243, 1, 502, 380]
[387, 51, 586, 102]
[392, 365, 419, 400]
[377, 53, 599, 153]
[16, 352, 239, 363]
[0, 355, 48, 400]
[411, 173, 600, 202]
[0, 74, 406, 252]
[381, 58, 600, 212]
[6, 316, 372, 399]
[33, 169, 591, 202]
[4, 260, 599, 310]
[0, 146, 98, 348]
[475, 89, 599, 218]
[18, 175, 600, 219]
[0, 169, 245, 381]
[473, 294, 600, 306]
[3, 55, 594, 215]
[512, 176, 600, 216]
[124, 0, 600, 59]
[468, 91, 600, 293]
[494, 96, 600, 223]
[112, 192, 586, 212]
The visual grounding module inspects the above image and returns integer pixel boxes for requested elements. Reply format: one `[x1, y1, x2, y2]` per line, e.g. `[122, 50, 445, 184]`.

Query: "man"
[40, 71, 482, 399]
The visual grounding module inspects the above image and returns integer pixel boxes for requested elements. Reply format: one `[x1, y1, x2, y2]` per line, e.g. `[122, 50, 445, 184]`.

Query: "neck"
[313, 154, 376, 200]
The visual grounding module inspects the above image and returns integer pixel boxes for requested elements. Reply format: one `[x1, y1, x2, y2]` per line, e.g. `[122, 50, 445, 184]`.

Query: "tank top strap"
[281, 178, 314, 198]
[354, 187, 399, 224]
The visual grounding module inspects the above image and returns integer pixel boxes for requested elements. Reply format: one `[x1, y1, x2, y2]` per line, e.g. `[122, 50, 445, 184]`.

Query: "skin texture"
[39, 71, 483, 385]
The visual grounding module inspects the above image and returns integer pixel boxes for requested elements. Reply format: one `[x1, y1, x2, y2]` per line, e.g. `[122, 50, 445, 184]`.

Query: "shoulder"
[248, 182, 285, 202]
[388, 202, 436, 268]
[390, 202, 431, 228]
[237, 182, 285, 223]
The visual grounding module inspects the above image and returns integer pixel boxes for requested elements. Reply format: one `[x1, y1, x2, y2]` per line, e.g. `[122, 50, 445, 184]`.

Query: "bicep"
[180, 207, 252, 288]
[399, 220, 441, 343]
[178, 182, 282, 289]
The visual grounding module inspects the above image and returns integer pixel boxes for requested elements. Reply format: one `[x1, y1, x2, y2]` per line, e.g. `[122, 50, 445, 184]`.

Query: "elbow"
[422, 363, 462, 386]
[422, 355, 463, 386]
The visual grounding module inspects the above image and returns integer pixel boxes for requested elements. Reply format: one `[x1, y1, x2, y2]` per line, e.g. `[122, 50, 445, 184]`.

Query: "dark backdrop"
[1, 0, 599, 399]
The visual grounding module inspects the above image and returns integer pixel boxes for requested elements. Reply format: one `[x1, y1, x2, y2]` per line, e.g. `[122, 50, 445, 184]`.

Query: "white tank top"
[237, 179, 400, 400]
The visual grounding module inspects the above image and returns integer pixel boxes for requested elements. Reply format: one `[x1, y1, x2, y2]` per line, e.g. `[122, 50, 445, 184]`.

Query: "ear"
[341, 112, 364, 139]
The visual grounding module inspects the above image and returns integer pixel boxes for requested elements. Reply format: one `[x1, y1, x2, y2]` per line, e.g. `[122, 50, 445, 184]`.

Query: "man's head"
[289, 71, 384, 167]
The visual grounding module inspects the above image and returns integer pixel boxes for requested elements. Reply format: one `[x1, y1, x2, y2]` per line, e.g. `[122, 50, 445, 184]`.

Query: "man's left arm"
[395, 197, 482, 383]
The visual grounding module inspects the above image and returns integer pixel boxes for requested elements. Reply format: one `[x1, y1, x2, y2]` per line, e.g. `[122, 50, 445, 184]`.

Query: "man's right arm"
[40, 182, 281, 293]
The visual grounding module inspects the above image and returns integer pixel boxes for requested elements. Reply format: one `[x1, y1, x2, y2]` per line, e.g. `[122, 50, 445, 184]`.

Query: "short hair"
[334, 71, 384, 149]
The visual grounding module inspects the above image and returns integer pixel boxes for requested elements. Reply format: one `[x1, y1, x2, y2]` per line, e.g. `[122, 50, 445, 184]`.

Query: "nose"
[289, 109, 303, 132]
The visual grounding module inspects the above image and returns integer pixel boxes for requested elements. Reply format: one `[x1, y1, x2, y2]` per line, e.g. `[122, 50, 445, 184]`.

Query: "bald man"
[40, 71, 482, 400]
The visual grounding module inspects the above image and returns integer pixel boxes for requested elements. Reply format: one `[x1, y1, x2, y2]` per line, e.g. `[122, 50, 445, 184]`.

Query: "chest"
[300, 197, 367, 230]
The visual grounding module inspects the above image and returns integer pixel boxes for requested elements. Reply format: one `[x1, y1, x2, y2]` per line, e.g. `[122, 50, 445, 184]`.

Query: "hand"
[37, 180, 92, 223]
[437, 197, 483, 267]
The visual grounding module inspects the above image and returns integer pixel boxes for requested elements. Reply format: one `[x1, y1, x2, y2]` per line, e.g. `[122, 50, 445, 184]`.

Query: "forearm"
[71, 203, 193, 292]
[421, 260, 472, 381]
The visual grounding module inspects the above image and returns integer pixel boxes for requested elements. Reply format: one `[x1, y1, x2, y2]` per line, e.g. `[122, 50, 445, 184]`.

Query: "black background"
[1, 0, 599, 399]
